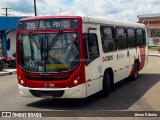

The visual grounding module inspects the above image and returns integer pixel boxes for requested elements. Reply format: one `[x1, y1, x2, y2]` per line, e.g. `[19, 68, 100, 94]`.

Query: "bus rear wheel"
[131, 62, 139, 80]
[101, 72, 111, 97]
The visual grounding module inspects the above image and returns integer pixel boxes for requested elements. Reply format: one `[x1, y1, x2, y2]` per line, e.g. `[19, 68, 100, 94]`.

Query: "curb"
[0, 71, 17, 76]
[148, 54, 160, 57]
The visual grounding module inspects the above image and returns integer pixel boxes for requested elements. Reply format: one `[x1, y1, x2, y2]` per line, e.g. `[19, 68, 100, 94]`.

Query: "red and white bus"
[16, 15, 148, 98]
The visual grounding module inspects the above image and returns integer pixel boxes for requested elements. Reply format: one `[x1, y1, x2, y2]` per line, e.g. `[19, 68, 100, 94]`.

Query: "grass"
[148, 46, 158, 50]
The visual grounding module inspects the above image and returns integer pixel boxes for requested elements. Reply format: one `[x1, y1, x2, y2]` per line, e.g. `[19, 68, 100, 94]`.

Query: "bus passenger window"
[127, 28, 136, 48]
[83, 33, 99, 64]
[88, 34, 99, 56]
[137, 29, 144, 46]
[116, 27, 127, 50]
[82, 34, 88, 59]
[100, 26, 116, 52]
[143, 29, 146, 45]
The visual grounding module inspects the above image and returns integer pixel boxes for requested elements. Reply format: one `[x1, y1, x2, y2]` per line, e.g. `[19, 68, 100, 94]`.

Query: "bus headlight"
[18, 75, 24, 85]
[73, 76, 80, 85]
[74, 79, 78, 85]
[20, 80, 24, 84]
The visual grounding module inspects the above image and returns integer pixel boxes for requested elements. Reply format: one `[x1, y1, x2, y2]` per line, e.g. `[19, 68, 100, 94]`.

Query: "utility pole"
[60, 8, 62, 14]
[34, 0, 37, 16]
[2, 7, 11, 17]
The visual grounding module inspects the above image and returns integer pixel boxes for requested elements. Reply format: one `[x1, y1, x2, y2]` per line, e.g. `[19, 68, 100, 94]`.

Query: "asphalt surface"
[0, 56, 160, 120]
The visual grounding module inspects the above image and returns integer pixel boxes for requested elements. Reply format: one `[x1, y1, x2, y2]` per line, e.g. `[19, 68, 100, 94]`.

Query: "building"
[137, 13, 160, 29]
[0, 16, 25, 57]
[137, 13, 160, 37]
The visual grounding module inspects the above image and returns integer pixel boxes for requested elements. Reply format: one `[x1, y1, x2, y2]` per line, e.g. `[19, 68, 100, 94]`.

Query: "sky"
[0, 0, 160, 22]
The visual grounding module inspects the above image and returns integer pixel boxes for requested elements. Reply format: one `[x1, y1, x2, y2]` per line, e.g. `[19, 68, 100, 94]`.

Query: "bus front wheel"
[101, 72, 111, 97]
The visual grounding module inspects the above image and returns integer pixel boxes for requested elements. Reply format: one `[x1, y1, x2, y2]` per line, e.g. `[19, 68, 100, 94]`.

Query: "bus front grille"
[24, 76, 70, 81]
[29, 90, 65, 97]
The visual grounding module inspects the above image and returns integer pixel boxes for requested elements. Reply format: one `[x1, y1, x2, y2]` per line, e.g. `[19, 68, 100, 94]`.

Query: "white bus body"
[17, 16, 148, 98]
[82, 16, 148, 97]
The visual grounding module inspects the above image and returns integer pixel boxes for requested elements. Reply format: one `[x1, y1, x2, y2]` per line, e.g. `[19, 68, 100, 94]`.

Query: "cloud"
[0, 0, 160, 22]
[4, 0, 33, 13]
[0, 0, 34, 16]
[5, 0, 34, 13]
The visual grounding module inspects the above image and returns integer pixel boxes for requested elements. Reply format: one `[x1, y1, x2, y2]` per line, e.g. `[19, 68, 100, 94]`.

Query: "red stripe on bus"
[129, 64, 134, 76]
[139, 46, 145, 70]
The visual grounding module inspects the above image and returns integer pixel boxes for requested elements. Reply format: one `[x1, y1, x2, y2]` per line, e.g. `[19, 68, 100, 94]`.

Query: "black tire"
[0, 62, 4, 71]
[101, 72, 111, 97]
[12, 61, 16, 68]
[131, 62, 139, 81]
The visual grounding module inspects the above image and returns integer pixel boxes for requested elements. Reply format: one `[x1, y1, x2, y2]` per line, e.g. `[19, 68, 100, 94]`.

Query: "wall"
[6, 31, 16, 57]
[0, 32, 1, 57]
[0, 16, 26, 57]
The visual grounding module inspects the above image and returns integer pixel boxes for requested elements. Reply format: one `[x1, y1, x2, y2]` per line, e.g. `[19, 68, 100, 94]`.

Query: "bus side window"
[143, 29, 146, 45]
[83, 34, 88, 59]
[136, 28, 145, 46]
[88, 34, 99, 57]
[127, 28, 136, 48]
[83, 33, 99, 64]
[116, 27, 127, 50]
[100, 26, 116, 52]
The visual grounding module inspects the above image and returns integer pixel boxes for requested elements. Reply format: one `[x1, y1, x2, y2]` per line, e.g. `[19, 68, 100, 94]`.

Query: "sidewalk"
[0, 69, 16, 76]
[148, 50, 160, 57]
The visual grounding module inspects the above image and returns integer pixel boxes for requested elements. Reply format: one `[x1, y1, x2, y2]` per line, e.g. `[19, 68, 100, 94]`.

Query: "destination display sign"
[18, 18, 78, 30]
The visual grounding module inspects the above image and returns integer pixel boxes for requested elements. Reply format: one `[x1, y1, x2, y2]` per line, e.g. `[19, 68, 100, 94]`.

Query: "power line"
[2, 7, 11, 17]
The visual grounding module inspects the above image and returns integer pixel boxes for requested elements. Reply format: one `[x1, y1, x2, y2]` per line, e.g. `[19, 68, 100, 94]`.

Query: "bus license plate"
[41, 94, 53, 99]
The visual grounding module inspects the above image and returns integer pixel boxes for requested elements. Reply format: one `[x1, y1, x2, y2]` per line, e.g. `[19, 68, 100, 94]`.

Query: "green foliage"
[148, 46, 158, 50]
[152, 30, 160, 37]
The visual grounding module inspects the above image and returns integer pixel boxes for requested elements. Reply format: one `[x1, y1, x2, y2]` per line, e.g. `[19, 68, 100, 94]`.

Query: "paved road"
[0, 56, 160, 119]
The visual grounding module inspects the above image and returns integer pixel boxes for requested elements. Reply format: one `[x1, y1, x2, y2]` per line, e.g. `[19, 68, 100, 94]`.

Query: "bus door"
[116, 27, 130, 81]
[83, 32, 103, 97]
[127, 28, 137, 76]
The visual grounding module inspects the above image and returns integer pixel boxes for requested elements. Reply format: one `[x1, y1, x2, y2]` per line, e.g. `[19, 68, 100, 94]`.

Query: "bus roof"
[19, 15, 145, 28]
[81, 16, 145, 28]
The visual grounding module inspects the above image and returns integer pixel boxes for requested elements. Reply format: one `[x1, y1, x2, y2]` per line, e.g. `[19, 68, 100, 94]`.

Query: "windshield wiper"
[46, 30, 63, 50]
[29, 31, 41, 49]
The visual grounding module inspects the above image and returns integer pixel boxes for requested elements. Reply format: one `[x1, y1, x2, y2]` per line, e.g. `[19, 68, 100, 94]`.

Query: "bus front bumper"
[18, 83, 87, 99]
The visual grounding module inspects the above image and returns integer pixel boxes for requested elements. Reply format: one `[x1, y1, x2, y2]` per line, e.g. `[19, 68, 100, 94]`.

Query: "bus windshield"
[18, 32, 80, 73]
